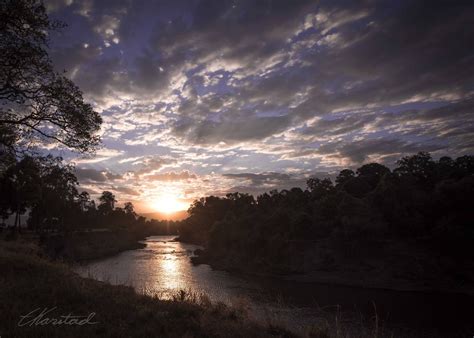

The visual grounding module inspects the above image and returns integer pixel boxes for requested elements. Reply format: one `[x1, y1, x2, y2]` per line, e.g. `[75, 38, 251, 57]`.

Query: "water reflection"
[75, 236, 257, 301]
[156, 249, 181, 291]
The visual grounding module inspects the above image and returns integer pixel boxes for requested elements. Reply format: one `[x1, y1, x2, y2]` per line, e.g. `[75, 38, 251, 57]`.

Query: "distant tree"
[98, 191, 116, 215]
[341, 177, 372, 198]
[256, 192, 272, 210]
[225, 192, 255, 214]
[2, 156, 42, 229]
[356, 163, 390, 188]
[306, 177, 334, 200]
[394, 152, 436, 185]
[436, 156, 455, 179]
[176, 151, 474, 275]
[0, 0, 102, 154]
[124, 202, 136, 216]
[335, 169, 355, 187]
[0, 171, 15, 223]
[454, 155, 474, 176]
[27, 156, 79, 232]
[78, 191, 91, 212]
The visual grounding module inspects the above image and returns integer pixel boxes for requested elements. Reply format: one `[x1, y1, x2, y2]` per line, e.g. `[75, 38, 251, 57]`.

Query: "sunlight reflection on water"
[75, 236, 257, 302]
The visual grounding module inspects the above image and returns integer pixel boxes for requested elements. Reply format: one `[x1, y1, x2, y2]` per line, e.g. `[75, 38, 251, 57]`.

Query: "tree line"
[0, 155, 176, 236]
[178, 152, 474, 273]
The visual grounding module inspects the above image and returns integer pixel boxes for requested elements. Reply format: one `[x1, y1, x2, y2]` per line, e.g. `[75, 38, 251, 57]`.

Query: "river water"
[75, 236, 473, 335]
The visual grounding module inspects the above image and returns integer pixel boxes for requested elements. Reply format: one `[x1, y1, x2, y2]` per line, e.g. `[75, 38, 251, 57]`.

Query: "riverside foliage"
[178, 152, 474, 276]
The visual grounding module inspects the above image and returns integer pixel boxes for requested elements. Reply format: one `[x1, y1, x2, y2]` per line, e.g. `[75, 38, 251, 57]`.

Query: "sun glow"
[151, 194, 188, 214]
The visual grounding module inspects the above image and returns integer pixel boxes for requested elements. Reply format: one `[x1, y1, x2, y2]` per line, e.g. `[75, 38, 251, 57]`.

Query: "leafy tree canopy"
[0, 0, 102, 155]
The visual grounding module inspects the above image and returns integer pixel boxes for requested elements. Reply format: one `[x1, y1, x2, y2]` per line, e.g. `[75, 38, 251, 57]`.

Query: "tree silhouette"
[394, 152, 436, 183]
[124, 202, 135, 215]
[98, 191, 117, 215]
[356, 163, 390, 188]
[0, 0, 102, 154]
[306, 177, 334, 200]
[23, 156, 79, 232]
[178, 152, 474, 276]
[335, 169, 355, 187]
[2, 156, 42, 230]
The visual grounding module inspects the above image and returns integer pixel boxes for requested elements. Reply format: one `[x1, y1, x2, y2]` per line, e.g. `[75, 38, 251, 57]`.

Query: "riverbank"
[190, 238, 474, 296]
[0, 239, 296, 338]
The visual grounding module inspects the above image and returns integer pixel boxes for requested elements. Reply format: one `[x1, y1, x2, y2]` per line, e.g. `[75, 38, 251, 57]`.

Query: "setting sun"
[151, 194, 188, 214]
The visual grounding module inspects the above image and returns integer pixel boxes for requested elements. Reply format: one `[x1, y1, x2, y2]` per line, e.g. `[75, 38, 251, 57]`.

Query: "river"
[75, 235, 474, 335]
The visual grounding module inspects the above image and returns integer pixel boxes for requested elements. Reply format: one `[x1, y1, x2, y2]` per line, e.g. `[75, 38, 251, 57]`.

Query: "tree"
[394, 152, 436, 184]
[341, 176, 372, 198]
[356, 163, 390, 188]
[27, 156, 80, 232]
[454, 155, 474, 176]
[98, 191, 117, 215]
[306, 177, 334, 200]
[124, 202, 136, 216]
[78, 191, 91, 212]
[0, 0, 102, 154]
[2, 156, 42, 229]
[0, 166, 15, 225]
[335, 169, 355, 187]
[436, 156, 455, 179]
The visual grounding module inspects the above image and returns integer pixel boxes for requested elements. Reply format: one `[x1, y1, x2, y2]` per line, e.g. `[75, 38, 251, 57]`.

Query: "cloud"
[223, 172, 291, 185]
[317, 138, 444, 165]
[145, 170, 197, 181]
[44, 0, 73, 13]
[45, 0, 474, 210]
[132, 156, 177, 176]
[112, 186, 140, 196]
[222, 171, 314, 195]
[74, 148, 124, 164]
[75, 168, 122, 182]
[172, 115, 291, 145]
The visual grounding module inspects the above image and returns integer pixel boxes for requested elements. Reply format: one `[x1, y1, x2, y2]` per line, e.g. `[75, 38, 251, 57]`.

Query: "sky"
[44, 0, 474, 212]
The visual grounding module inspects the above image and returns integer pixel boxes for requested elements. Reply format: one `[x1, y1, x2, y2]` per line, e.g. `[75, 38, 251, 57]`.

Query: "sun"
[151, 194, 188, 214]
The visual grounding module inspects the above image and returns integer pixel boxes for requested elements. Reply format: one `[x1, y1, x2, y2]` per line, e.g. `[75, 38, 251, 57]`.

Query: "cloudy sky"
[45, 0, 474, 212]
